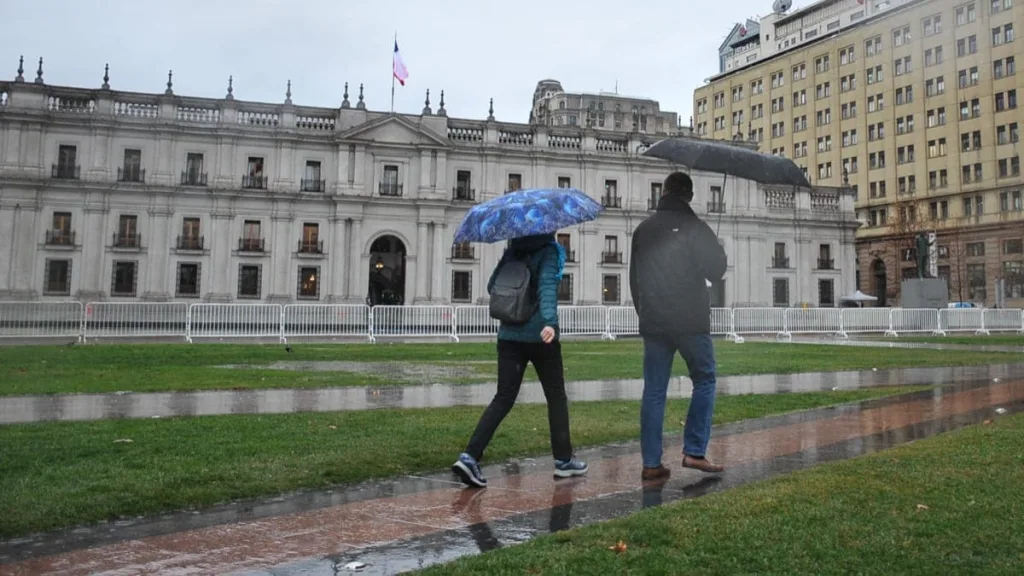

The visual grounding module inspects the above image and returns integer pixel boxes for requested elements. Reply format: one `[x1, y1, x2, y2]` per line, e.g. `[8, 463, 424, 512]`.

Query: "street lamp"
[374, 257, 385, 271]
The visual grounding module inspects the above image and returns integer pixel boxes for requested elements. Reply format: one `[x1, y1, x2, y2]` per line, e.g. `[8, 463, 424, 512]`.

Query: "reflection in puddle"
[3, 364, 1023, 425]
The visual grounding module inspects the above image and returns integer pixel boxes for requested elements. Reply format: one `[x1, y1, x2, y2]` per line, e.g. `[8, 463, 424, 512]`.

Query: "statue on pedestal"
[915, 232, 934, 279]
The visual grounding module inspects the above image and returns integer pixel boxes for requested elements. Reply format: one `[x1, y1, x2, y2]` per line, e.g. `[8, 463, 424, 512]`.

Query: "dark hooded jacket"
[488, 234, 563, 342]
[629, 193, 727, 336]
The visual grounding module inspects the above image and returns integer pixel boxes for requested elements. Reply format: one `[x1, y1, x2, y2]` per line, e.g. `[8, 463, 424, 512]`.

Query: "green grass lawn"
[423, 411, 1024, 576]
[871, 334, 1024, 347]
[0, 340, 1018, 395]
[0, 387, 926, 539]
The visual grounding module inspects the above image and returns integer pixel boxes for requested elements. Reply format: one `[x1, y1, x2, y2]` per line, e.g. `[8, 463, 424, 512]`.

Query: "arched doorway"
[368, 235, 407, 306]
[872, 258, 887, 307]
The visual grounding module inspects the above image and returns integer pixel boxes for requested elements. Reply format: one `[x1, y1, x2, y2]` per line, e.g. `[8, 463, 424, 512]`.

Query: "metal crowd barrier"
[0, 302, 1022, 343]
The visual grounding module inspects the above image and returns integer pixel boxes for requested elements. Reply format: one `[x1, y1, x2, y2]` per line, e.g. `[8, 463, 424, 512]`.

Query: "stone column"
[269, 215, 294, 302]
[10, 203, 39, 299]
[419, 150, 432, 196]
[347, 219, 363, 301]
[414, 222, 428, 302]
[0, 206, 14, 295]
[580, 228, 599, 305]
[430, 222, 446, 301]
[78, 206, 107, 300]
[144, 209, 172, 300]
[209, 213, 234, 302]
[327, 217, 347, 301]
[623, 230, 634, 305]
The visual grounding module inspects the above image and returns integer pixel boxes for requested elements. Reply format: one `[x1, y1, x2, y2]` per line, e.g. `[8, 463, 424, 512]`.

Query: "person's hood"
[510, 234, 556, 252]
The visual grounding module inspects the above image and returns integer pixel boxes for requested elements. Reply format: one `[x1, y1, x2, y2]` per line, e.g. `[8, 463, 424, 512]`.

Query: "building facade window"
[452, 271, 472, 302]
[43, 259, 72, 296]
[602, 274, 620, 304]
[176, 263, 201, 297]
[238, 264, 262, 299]
[111, 261, 138, 297]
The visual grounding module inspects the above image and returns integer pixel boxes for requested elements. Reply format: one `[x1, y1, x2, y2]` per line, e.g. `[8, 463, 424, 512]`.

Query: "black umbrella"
[642, 138, 811, 188]
[642, 137, 811, 233]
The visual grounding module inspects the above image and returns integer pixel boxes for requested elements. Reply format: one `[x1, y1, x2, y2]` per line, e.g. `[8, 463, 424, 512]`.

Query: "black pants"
[465, 339, 573, 462]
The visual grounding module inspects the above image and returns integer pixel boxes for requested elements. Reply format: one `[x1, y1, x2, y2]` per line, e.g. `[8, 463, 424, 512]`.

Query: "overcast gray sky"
[4, 0, 770, 124]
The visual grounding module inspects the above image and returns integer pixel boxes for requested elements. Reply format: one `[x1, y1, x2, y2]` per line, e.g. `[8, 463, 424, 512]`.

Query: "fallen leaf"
[328, 425, 338, 430]
[113, 438, 133, 444]
[916, 504, 929, 511]
[609, 540, 627, 554]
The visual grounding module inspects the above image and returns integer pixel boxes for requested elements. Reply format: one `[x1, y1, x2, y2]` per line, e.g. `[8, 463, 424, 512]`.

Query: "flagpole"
[390, 32, 397, 114]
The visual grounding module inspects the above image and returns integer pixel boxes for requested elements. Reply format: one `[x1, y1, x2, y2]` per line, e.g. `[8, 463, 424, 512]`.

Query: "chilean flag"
[393, 41, 408, 86]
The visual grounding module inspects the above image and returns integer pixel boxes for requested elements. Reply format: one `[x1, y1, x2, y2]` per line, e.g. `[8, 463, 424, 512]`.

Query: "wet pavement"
[1, 377, 1021, 575]
[769, 335, 1024, 354]
[3, 363, 1024, 424]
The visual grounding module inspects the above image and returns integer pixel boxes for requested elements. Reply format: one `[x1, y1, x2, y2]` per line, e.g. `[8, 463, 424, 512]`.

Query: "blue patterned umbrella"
[453, 188, 604, 244]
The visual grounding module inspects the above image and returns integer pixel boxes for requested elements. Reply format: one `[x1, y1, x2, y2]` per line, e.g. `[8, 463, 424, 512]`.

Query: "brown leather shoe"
[641, 465, 671, 481]
[682, 455, 724, 473]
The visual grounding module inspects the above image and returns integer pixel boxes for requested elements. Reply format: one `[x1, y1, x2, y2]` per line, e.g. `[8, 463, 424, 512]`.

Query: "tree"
[887, 198, 926, 300]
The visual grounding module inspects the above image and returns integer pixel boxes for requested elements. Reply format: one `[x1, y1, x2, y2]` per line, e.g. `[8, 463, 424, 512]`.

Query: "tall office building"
[694, 0, 1022, 307]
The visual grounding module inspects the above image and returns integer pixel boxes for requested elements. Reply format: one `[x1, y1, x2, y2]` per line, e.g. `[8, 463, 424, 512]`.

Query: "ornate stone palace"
[0, 60, 857, 307]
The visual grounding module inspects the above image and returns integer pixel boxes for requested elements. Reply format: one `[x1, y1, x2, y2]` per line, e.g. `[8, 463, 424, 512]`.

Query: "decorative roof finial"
[341, 82, 350, 108]
[225, 75, 234, 100]
[15, 55, 24, 82]
[437, 90, 446, 117]
[356, 83, 366, 110]
[422, 88, 432, 116]
[102, 63, 110, 90]
[165, 70, 173, 95]
[285, 79, 292, 105]
[487, 97, 495, 121]
[34, 57, 44, 84]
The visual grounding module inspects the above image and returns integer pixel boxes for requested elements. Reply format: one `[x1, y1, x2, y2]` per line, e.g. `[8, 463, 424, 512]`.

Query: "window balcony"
[563, 249, 577, 263]
[44, 230, 75, 247]
[298, 239, 324, 254]
[771, 256, 791, 269]
[452, 186, 476, 202]
[602, 251, 623, 264]
[118, 167, 146, 183]
[817, 258, 835, 270]
[238, 238, 266, 252]
[602, 196, 622, 209]
[648, 197, 660, 210]
[112, 233, 141, 249]
[181, 171, 208, 186]
[379, 183, 403, 197]
[176, 235, 204, 251]
[708, 200, 727, 213]
[52, 164, 80, 179]
[300, 179, 326, 192]
[452, 245, 476, 260]
[242, 175, 268, 190]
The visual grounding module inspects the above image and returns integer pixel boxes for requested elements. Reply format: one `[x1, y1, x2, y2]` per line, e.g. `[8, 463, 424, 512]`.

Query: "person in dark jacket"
[452, 233, 588, 488]
[629, 172, 728, 481]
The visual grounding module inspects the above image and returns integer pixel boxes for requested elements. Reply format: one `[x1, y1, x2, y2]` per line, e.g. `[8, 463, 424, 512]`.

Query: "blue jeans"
[640, 333, 717, 468]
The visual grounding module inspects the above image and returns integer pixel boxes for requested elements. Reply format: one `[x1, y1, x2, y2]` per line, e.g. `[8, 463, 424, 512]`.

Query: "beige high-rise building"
[694, 0, 1023, 307]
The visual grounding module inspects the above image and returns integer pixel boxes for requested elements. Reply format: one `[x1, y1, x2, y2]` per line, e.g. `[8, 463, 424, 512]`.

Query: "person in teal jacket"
[452, 233, 588, 488]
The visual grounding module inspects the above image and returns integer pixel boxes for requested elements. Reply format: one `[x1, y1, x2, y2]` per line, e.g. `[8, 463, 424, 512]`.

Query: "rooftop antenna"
[614, 79, 618, 93]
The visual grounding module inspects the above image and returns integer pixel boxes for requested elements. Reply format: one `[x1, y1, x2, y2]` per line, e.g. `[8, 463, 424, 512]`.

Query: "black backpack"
[488, 248, 543, 324]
